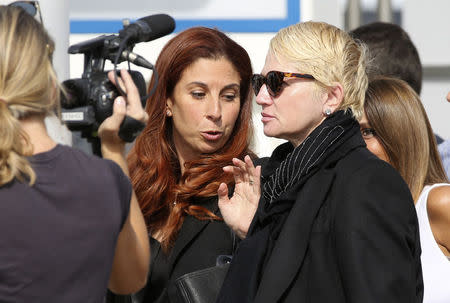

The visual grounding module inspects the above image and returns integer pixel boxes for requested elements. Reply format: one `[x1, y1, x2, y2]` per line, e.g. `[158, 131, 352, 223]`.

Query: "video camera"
[61, 14, 175, 146]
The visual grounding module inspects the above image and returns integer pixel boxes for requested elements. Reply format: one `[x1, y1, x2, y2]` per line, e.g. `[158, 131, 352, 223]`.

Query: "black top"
[0, 145, 131, 303]
[435, 133, 444, 145]
[107, 196, 234, 303]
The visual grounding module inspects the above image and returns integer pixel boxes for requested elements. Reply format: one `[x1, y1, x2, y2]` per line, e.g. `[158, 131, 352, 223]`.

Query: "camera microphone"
[120, 50, 153, 69]
[119, 14, 175, 45]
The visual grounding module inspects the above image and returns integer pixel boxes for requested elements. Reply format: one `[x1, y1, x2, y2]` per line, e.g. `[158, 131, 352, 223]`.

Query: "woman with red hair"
[107, 26, 254, 302]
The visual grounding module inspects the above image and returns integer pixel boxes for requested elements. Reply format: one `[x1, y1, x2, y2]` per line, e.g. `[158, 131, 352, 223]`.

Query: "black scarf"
[263, 114, 349, 204]
[216, 110, 361, 303]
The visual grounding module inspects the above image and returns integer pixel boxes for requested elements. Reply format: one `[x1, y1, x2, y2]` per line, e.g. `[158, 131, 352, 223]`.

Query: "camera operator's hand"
[98, 69, 149, 158]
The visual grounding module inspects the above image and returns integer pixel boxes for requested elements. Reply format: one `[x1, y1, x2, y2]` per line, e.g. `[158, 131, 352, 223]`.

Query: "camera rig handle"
[118, 116, 146, 142]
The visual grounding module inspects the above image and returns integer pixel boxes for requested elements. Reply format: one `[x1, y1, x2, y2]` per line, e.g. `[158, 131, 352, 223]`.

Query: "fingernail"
[115, 97, 125, 106]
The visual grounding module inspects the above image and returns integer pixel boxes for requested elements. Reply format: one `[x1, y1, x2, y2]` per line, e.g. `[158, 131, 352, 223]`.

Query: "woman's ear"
[322, 82, 343, 115]
[166, 98, 173, 117]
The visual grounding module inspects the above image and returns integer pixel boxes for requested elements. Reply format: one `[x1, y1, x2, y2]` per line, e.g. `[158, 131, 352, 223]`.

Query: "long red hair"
[127, 27, 254, 251]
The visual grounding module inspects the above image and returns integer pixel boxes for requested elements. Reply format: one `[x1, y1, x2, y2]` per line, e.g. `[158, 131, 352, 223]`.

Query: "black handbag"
[167, 255, 231, 303]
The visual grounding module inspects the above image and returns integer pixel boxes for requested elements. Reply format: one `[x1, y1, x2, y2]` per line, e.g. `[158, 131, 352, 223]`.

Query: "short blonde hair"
[0, 6, 61, 186]
[270, 21, 368, 119]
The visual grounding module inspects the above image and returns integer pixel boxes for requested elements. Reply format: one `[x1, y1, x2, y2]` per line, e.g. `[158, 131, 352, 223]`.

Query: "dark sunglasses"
[8, 1, 43, 24]
[251, 71, 315, 97]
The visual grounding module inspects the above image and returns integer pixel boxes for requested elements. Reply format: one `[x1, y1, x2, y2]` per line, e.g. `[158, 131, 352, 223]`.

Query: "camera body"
[62, 14, 175, 149]
[62, 70, 146, 129]
[61, 34, 147, 135]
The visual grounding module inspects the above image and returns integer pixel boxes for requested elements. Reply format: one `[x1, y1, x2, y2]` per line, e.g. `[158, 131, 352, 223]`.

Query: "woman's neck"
[20, 115, 57, 155]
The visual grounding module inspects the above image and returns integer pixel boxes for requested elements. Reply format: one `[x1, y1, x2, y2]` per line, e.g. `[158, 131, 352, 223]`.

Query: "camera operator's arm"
[98, 70, 150, 294]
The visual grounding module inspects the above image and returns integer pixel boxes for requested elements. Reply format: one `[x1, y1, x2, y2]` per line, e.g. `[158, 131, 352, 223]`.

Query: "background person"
[350, 21, 445, 144]
[350, 22, 423, 95]
[0, 5, 150, 302]
[107, 26, 254, 303]
[361, 76, 450, 303]
[437, 92, 450, 177]
[216, 21, 423, 303]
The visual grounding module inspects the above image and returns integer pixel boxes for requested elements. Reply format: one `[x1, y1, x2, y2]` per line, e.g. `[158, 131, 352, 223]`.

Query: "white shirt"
[415, 183, 450, 303]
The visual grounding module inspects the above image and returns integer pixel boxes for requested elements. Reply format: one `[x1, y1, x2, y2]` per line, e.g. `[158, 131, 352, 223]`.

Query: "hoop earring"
[324, 108, 332, 116]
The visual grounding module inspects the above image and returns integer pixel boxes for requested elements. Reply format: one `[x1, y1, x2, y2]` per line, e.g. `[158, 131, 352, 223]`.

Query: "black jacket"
[108, 196, 234, 303]
[219, 135, 423, 303]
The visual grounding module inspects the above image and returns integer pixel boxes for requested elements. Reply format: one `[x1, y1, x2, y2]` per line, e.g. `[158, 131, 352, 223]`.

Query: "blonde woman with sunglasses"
[215, 21, 423, 303]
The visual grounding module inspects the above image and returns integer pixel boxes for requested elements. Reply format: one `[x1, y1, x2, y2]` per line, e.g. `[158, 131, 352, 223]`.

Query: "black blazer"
[107, 196, 234, 303]
[251, 145, 423, 303]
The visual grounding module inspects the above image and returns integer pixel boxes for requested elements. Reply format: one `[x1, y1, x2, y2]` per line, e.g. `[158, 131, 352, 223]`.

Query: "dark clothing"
[0, 144, 131, 303]
[107, 196, 234, 303]
[218, 112, 423, 303]
[435, 133, 444, 145]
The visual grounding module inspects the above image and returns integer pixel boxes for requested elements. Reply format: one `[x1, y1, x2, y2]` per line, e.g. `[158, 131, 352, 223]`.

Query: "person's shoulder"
[336, 146, 396, 177]
[332, 152, 416, 238]
[428, 184, 450, 220]
[427, 184, 450, 249]
[334, 147, 413, 212]
[57, 145, 123, 176]
[56, 144, 100, 161]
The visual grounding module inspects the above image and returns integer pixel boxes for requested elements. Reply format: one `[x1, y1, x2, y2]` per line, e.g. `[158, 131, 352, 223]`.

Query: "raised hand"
[218, 155, 261, 239]
[98, 69, 149, 172]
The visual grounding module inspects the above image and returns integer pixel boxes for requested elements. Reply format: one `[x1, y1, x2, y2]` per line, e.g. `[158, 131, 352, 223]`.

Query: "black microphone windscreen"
[137, 14, 175, 41]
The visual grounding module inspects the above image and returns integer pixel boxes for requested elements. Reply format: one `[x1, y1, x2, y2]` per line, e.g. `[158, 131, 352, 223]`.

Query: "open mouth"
[201, 131, 223, 141]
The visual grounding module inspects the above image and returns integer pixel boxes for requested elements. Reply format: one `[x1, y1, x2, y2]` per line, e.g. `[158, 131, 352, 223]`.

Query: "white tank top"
[415, 183, 450, 303]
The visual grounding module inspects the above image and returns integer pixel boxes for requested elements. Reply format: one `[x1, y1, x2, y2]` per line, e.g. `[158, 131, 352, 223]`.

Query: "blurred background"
[2, 0, 449, 157]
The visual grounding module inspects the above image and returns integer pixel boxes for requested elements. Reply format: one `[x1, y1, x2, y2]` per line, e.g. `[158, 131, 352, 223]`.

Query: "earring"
[324, 108, 332, 116]
[166, 109, 172, 117]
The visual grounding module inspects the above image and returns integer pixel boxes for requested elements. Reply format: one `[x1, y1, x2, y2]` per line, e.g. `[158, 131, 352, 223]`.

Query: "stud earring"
[324, 108, 332, 116]
[166, 109, 172, 117]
